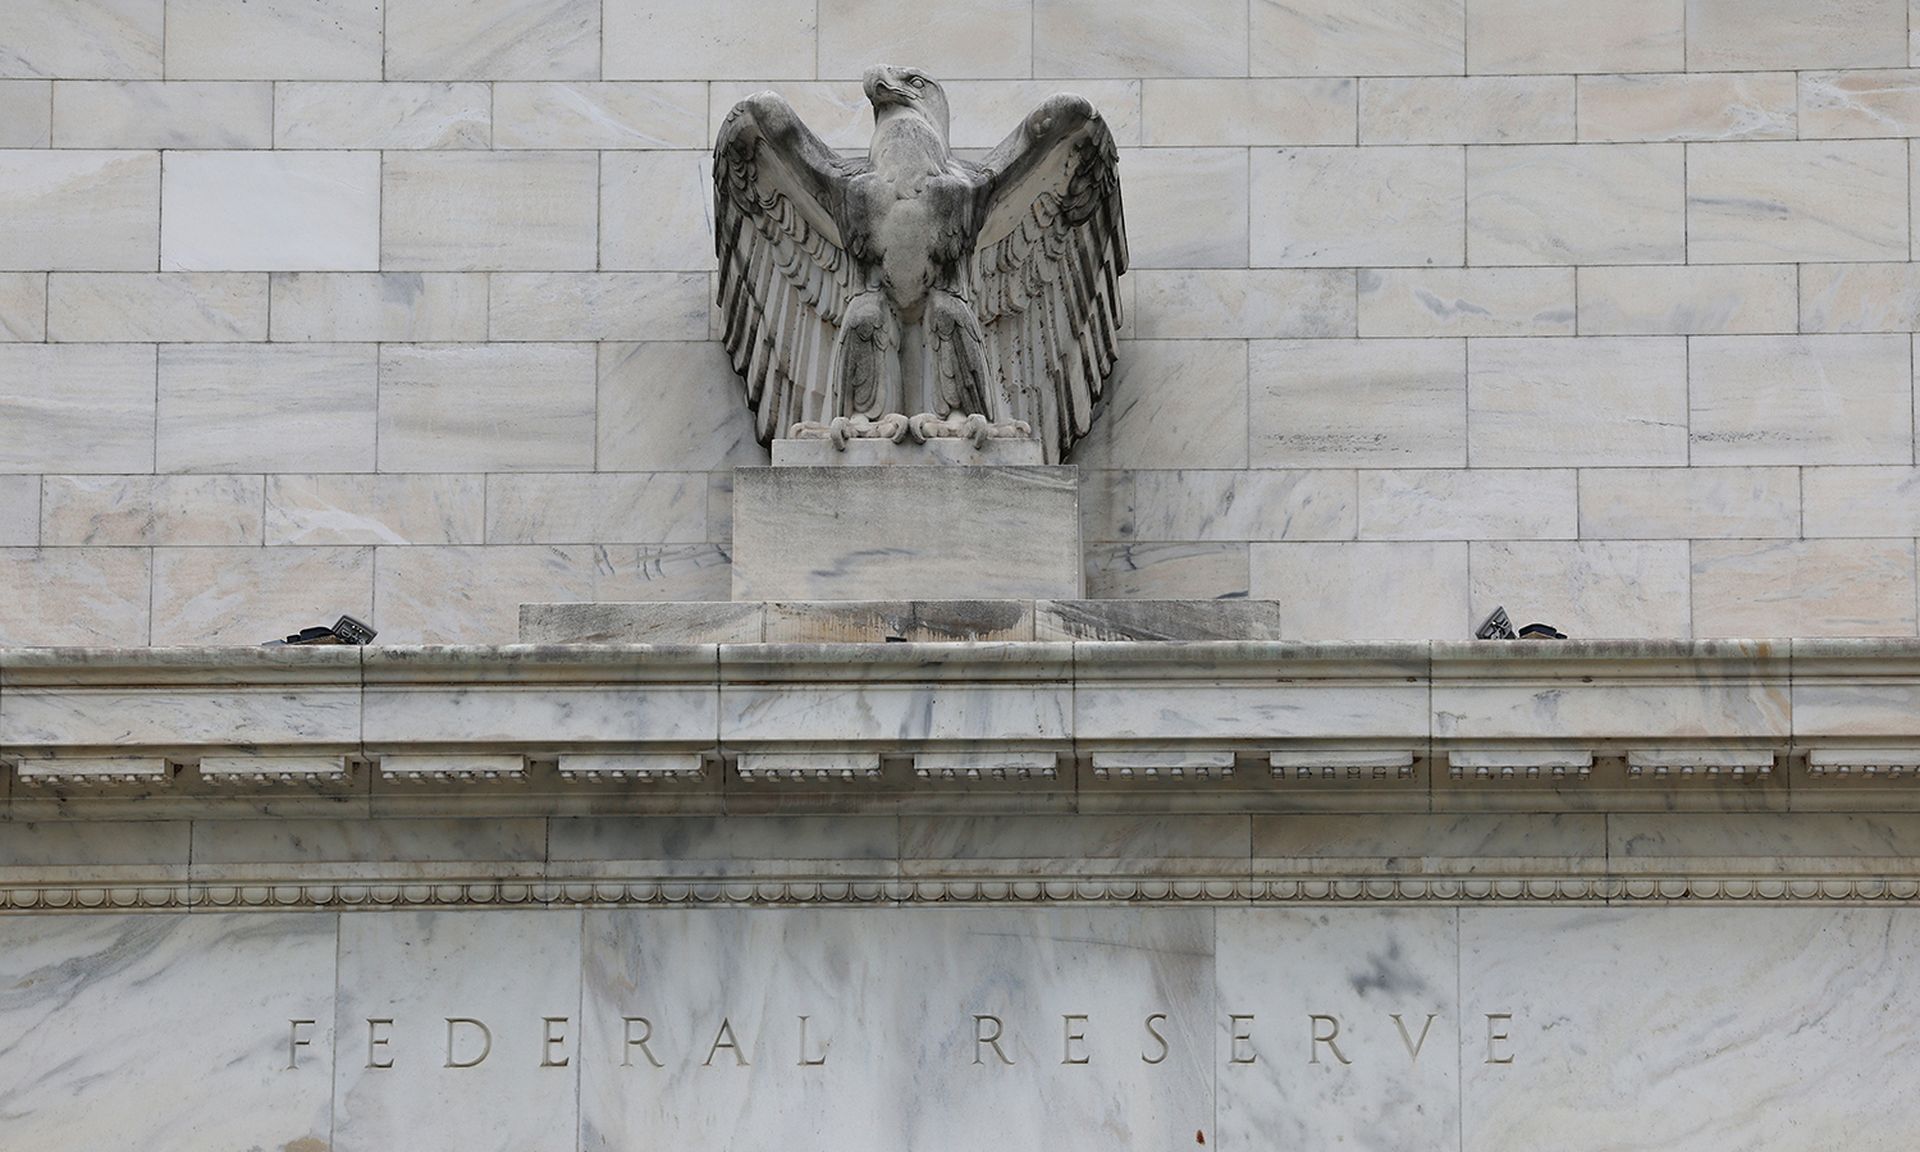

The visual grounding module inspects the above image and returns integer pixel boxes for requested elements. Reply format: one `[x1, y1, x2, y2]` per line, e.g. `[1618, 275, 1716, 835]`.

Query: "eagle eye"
[908, 76, 926, 89]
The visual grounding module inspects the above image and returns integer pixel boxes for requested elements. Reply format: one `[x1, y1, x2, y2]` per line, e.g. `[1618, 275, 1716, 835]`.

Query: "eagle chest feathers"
[713, 69, 1129, 462]
[847, 130, 974, 308]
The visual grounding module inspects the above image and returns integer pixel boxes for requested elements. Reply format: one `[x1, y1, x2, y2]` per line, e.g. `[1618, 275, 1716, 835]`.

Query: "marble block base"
[519, 598, 1286, 643]
[6, 906, 1917, 1152]
[729, 466, 1081, 601]
[769, 437, 1045, 467]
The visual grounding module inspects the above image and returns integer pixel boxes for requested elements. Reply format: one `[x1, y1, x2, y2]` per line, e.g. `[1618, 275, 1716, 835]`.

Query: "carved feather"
[972, 97, 1128, 462]
[712, 95, 863, 446]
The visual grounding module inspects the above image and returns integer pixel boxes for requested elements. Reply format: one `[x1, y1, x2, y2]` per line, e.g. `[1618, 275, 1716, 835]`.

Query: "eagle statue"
[713, 66, 1128, 463]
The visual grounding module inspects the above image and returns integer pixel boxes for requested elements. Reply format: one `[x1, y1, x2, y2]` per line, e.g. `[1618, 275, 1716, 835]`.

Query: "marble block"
[0, 914, 336, 1151]
[333, 910, 583, 1152]
[1461, 908, 1920, 1151]
[769, 437, 1045, 467]
[520, 601, 769, 644]
[1216, 908, 1459, 1151]
[1035, 599, 1286, 642]
[730, 466, 1081, 601]
[579, 908, 1214, 1152]
[161, 151, 380, 272]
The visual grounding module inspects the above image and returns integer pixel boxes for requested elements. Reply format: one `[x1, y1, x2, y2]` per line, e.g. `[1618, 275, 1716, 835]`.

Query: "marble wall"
[8, 1, 1920, 641]
[2, 905, 1915, 1151]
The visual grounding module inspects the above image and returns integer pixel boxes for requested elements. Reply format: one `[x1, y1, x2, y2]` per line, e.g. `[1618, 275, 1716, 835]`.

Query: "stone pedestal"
[729, 458, 1081, 602]
[520, 598, 1289, 643]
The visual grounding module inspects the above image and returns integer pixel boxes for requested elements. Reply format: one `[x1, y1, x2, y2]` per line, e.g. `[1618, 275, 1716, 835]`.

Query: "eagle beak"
[863, 66, 909, 107]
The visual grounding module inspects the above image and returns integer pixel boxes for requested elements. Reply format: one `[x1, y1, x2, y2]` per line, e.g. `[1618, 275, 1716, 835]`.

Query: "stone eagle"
[713, 66, 1128, 462]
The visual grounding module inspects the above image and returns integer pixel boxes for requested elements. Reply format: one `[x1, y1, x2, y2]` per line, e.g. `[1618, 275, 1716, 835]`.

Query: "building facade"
[4, 2, 1920, 1149]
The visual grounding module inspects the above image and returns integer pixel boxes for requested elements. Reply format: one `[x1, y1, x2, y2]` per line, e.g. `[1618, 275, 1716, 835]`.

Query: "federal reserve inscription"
[285, 1009, 1519, 1071]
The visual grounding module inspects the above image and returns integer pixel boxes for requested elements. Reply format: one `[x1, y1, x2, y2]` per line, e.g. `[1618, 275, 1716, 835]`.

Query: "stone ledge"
[0, 638, 1911, 814]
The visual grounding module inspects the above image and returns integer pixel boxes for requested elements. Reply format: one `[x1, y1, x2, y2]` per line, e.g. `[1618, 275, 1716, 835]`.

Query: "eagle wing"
[713, 93, 865, 444]
[972, 95, 1129, 463]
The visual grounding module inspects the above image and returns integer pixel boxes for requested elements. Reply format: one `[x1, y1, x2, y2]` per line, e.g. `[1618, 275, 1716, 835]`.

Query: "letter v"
[1390, 1013, 1439, 1064]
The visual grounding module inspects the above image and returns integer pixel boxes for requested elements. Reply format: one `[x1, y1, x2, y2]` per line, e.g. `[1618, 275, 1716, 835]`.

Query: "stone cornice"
[0, 639, 1916, 814]
[5, 872, 1919, 913]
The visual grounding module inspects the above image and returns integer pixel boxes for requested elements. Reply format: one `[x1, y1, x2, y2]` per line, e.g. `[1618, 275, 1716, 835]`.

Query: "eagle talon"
[826, 416, 855, 451]
[876, 413, 911, 443]
[963, 413, 992, 448]
[908, 413, 942, 444]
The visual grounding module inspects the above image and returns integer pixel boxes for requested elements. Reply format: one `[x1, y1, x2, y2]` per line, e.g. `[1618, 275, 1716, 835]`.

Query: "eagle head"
[862, 64, 950, 145]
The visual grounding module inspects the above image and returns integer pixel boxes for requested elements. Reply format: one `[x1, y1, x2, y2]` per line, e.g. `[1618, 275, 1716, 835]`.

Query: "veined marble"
[0, 914, 335, 1151]
[5, 906, 1916, 1148]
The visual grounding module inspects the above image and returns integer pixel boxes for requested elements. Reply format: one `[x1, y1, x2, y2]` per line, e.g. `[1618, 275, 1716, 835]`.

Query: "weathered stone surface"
[161, 151, 380, 272]
[486, 473, 708, 544]
[487, 272, 707, 341]
[1467, 0, 1683, 74]
[1361, 76, 1573, 144]
[731, 467, 1081, 601]
[1252, 339, 1466, 467]
[1468, 144, 1684, 265]
[1251, 541, 1469, 640]
[601, 152, 712, 271]
[274, 82, 491, 149]
[0, 273, 47, 342]
[55, 80, 272, 148]
[1577, 265, 1798, 335]
[1086, 469, 1356, 543]
[766, 600, 1037, 642]
[1576, 72, 1797, 142]
[1123, 148, 1248, 268]
[0, 81, 50, 147]
[1470, 540, 1693, 639]
[0, 344, 156, 472]
[1144, 79, 1354, 146]
[376, 544, 731, 643]
[0, 151, 158, 270]
[1074, 341, 1248, 471]
[1133, 269, 1354, 340]
[382, 152, 599, 271]
[156, 344, 377, 473]
[494, 82, 708, 149]
[1036, 0, 1247, 76]
[520, 601, 769, 644]
[1253, 146, 1465, 267]
[0, 547, 150, 644]
[1357, 268, 1574, 337]
[150, 545, 374, 645]
[820, 0, 1031, 80]
[1687, 0, 1906, 70]
[1467, 337, 1688, 467]
[0, 476, 35, 547]
[1688, 335, 1913, 466]
[269, 272, 488, 342]
[770, 438, 1045, 467]
[1578, 468, 1801, 540]
[603, 0, 816, 80]
[385, 0, 601, 80]
[1694, 540, 1918, 638]
[1688, 141, 1910, 263]
[0, 1, 164, 79]
[48, 272, 268, 342]
[264, 474, 486, 546]
[1802, 263, 1920, 332]
[165, 0, 383, 79]
[376, 344, 597, 472]
[42, 474, 263, 546]
[1084, 542, 1250, 601]
[1252, 0, 1464, 76]
[1035, 599, 1284, 642]
[1359, 470, 1577, 541]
